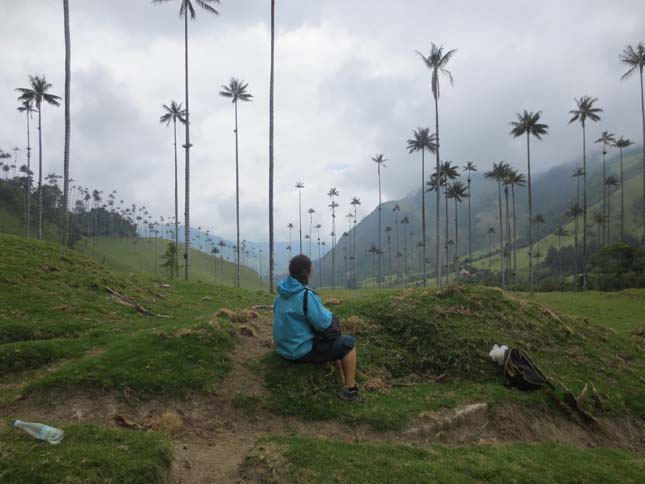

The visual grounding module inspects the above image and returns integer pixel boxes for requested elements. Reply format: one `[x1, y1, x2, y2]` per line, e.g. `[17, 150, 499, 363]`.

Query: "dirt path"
[5, 307, 644, 483]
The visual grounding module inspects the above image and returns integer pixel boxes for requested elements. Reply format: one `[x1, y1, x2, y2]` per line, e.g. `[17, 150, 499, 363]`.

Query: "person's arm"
[305, 291, 333, 331]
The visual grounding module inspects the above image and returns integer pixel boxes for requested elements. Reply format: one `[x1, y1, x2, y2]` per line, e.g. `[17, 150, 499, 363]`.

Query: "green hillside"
[76, 236, 266, 290]
[472, 171, 644, 274]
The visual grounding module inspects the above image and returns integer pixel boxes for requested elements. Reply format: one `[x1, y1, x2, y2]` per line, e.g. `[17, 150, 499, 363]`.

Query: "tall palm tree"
[220, 78, 253, 288]
[592, 211, 606, 246]
[507, 169, 526, 276]
[17, 100, 35, 238]
[406, 127, 437, 286]
[350, 196, 361, 284]
[614, 137, 634, 241]
[533, 214, 545, 272]
[160, 100, 187, 278]
[510, 110, 548, 291]
[372, 154, 387, 287]
[487, 227, 496, 271]
[569, 96, 603, 266]
[605, 175, 619, 243]
[620, 43, 645, 244]
[440, 161, 458, 282]
[401, 216, 410, 285]
[554, 226, 569, 279]
[296, 182, 304, 253]
[16, 75, 61, 240]
[447, 181, 468, 274]
[328, 187, 340, 287]
[463, 161, 477, 276]
[567, 203, 583, 285]
[63, 0, 72, 246]
[417, 43, 457, 287]
[315, 223, 322, 286]
[392, 204, 401, 275]
[595, 131, 616, 245]
[269, 0, 276, 292]
[287, 222, 294, 258]
[385, 226, 393, 274]
[484, 162, 509, 286]
[153, 0, 220, 280]
[307, 208, 315, 256]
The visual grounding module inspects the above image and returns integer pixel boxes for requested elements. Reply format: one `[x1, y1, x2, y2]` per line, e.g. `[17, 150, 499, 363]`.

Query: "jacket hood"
[277, 276, 307, 299]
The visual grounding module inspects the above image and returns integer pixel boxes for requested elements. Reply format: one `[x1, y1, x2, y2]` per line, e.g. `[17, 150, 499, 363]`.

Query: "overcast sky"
[1, 0, 643, 242]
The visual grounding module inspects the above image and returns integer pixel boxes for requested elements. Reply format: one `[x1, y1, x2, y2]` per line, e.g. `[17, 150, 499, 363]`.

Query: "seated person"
[273, 254, 360, 401]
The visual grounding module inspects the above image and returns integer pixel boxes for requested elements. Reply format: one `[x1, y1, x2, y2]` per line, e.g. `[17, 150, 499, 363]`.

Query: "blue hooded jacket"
[273, 276, 333, 360]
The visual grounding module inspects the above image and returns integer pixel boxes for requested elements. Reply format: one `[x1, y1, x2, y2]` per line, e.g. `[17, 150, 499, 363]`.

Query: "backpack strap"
[303, 288, 310, 317]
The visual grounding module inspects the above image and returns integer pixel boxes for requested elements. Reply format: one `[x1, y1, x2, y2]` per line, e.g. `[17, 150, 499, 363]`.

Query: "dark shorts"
[297, 335, 356, 364]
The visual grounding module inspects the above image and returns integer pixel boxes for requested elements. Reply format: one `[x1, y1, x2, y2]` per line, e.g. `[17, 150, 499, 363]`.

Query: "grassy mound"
[242, 436, 645, 484]
[0, 233, 270, 400]
[0, 424, 171, 484]
[263, 285, 645, 429]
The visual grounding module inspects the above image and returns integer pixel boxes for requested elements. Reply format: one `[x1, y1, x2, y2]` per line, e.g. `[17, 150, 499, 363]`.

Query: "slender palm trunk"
[25, 111, 32, 238]
[444, 186, 449, 284]
[619, 147, 625, 241]
[172, 119, 179, 278]
[453, 198, 459, 274]
[63, 0, 71, 246]
[268, 0, 276, 292]
[183, 11, 191, 280]
[421, 150, 427, 286]
[234, 100, 241, 288]
[557, 235, 562, 280]
[331, 205, 336, 288]
[526, 133, 534, 292]
[640, 66, 645, 246]
[497, 180, 504, 286]
[403, 226, 408, 287]
[467, 176, 472, 277]
[37, 105, 43, 240]
[377, 164, 382, 288]
[394, 214, 400, 273]
[309, 215, 313, 257]
[434, 95, 442, 286]
[581, 123, 587, 256]
[353, 206, 358, 284]
[298, 190, 302, 253]
[602, 144, 607, 246]
[504, 187, 511, 282]
[511, 184, 517, 276]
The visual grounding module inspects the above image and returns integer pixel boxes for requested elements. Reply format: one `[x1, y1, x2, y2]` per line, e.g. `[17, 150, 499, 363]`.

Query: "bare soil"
[4, 307, 644, 483]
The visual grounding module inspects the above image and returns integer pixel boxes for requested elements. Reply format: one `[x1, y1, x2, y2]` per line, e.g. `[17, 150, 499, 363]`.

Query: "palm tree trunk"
[581, 122, 588, 288]
[37, 105, 43, 240]
[602, 144, 607, 246]
[377, 164, 382, 288]
[403, 227, 408, 287]
[607, 189, 612, 243]
[63, 0, 71, 247]
[511, 184, 517, 276]
[526, 133, 533, 292]
[268, 0, 276, 292]
[354, 206, 358, 284]
[421, 150, 426, 286]
[444, 186, 449, 284]
[619, 147, 625, 241]
[309, 215, 312, 257]
[557, 235, 562, 280]
[25, 111, 32, 238]
[298, 190, 302, 253]
[640, 66, 645, 246]
[183, 9, 191, 280]
[434, 97, 442, 287]
[234, 100, 241, 288]
[454, 198, 459, 274]
[467, 176, 472, 277]
[173, 118, 179, 279]
[497, 180, 504, 286]
[505, 187, 511, 283]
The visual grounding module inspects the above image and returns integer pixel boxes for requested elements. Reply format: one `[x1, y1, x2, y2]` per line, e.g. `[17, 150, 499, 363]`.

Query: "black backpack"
[503, 348, 554, 391]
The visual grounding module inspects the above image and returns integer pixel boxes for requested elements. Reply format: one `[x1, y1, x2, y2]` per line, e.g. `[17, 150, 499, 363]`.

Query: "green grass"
[76, 236, 266, 290]
[243, 435, 645, 484]
[262, 285, 645, 430]
[0, 233, 271, 400]
[519, 289, 645, 336]
[0, 424, 172, 484]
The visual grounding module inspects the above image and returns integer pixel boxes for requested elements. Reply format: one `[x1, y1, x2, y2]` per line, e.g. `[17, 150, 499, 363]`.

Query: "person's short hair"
[289, 254, 312, 277]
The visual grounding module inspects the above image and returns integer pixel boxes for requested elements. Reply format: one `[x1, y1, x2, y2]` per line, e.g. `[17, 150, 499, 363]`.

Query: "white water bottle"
[14, 420, 64, 445]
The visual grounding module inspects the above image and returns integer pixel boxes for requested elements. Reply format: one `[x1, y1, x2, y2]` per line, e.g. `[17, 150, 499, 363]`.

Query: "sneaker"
[338, 386, 362, 402]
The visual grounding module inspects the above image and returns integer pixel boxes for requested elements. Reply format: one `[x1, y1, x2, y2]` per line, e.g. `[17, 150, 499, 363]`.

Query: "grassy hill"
[76, 236, 266, 290]
[1, 233, 643, 482]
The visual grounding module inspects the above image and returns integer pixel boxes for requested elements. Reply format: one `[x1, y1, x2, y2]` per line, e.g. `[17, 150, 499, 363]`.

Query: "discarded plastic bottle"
[13, 420, 64, 445]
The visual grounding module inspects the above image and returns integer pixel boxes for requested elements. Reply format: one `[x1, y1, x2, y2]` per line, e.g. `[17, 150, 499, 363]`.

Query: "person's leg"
[334, 360, 345, 385]
[340, 347, 357, 388]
